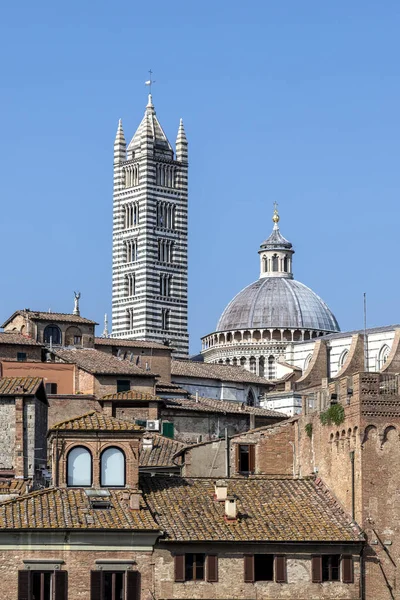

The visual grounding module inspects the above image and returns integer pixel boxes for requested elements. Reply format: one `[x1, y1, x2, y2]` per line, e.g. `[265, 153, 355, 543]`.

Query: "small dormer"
[48, 411, 144, 491]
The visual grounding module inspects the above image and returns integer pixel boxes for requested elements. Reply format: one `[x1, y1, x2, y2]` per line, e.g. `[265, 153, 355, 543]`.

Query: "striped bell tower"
[111, 94, 189, 357]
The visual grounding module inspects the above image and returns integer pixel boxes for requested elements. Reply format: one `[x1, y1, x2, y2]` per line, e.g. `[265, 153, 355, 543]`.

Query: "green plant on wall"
[305, 423, 313, 438]
[320, 403, 345, 426]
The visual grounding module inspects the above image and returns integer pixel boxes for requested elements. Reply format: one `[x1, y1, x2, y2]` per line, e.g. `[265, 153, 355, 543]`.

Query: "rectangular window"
[236, 444, 255, 474]
[18, 570, 67, 600]
[73, 335, 82, 345]
[322, 555, 340, 582]
[91, 570, 138, 600]
[17, 352, 27, 362]
[117, 380, 131, 393]
[45, 383, 58, 394]
[254, 554, 274, 581]
[244, 555, 286, 583]
[185, 554, 205, 581]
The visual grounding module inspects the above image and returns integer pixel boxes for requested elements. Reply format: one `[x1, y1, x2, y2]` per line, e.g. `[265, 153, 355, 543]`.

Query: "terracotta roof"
[95, 337, 170, 350]
[2, 310, 97, 327]
[50, 411, 143, 432]
[0, 333, 42, 346]
[165, 396, 286, 419]
[171, 360, 273, 385]
[102, 390, 162, 402]
[140, 434, 185, 469]
[155, 382, 189, 396]
[0, 479, 31, 496]
[0, 487, 158, 530]
[0, 377, 43, 396]
[141, 476, 362, 542]
[54, 348, 156, 376]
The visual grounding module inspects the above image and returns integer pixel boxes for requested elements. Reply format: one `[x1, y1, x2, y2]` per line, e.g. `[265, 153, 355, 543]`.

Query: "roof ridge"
[50, 410, 97, 429]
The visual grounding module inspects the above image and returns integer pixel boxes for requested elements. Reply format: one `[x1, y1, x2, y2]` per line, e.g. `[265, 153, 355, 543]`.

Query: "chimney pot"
[129, 491, 141, 510]
[224, 495, 237, 521]
[214, 480, 228, 502]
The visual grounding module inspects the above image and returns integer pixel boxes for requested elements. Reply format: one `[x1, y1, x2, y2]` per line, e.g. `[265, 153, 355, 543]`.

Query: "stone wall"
[0, 345, 42, 363]
[0, 400, 15, 470]
[93, 375, 155, 398]
[160, 409, 253, 444]
[48, 396, 101, 428]
[181, 440, 226, 477]
[154, 544, 361, 600]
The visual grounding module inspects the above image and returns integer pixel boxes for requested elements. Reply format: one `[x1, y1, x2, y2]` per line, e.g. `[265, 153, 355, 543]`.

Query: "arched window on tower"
[259, 356, 265, 377]
[263, 256, 268, 273]
[272, 254, 278, 272]
[283, 256, 288, 272]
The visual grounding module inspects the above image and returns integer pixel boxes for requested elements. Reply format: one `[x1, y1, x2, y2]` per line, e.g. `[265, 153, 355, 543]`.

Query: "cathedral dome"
[216, 277, 340, 332]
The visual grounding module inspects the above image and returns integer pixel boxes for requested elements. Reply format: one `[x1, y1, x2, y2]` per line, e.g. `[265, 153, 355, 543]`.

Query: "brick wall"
[0, 345, 42, 363]
[48, 397, 101, 428]
[94, 375, 155, 398]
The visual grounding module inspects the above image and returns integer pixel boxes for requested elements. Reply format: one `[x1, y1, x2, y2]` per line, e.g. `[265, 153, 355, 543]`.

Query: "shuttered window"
[275, 556, 286, 583]
[236, 445, 256, 474]
[54, 571, 68, 600]
[341, 555, 353, 584]
[248, 445, 255, 473]
[126, 571, 140, 600]
[207, 555, 218, 582]
[244, 555, 255, 583]
[18, 571, 30, 600]
[18, 571, 68, 600]
[90, 571, 102, 600]
[312, 556, 322, 583]
[175, 555, 185, 582]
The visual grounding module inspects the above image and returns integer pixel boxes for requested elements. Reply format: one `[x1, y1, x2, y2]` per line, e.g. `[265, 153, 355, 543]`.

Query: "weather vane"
[145, 69, 156, 95]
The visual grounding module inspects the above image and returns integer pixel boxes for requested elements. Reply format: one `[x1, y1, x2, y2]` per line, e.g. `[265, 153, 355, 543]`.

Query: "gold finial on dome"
[272, 201, 280, 224]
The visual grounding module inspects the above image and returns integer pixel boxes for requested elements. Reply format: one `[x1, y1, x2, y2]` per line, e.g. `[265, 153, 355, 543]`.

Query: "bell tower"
[111, 95, 189, 358]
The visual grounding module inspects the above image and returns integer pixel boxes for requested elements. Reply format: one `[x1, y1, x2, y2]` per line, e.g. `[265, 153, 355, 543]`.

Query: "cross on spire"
[145, 69, 156, 95]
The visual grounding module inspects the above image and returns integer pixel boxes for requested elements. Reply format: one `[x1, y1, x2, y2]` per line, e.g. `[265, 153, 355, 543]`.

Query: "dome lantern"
[258, 204, 294, 279]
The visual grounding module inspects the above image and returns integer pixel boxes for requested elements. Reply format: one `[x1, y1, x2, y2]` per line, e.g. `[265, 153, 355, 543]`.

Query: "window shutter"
[207, 555, 218, 582]
[126, 570, 140, 600]
[90, 570, 102, 600]
[54, 571, 68, 600]
[18, 571, 30, 600]
[244, 555, 254, 583]
[249, 445, 255, 473]
[311, 556, 322, 583]
[175, 555, 185, 582]
[275, 556, 286, 583]
[342, 555, 353, 583]
[235, 445, 240, 473]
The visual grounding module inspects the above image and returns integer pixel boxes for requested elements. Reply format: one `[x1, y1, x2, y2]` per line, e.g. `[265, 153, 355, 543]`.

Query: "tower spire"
[102, 313, 109, 338]
[114, 118, 126, 164]
[176, 118, 188, 163]
[258, 204, 294, 280]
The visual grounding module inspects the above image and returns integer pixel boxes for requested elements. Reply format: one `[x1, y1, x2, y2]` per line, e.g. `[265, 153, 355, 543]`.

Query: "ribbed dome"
[216, 278, 340, 332]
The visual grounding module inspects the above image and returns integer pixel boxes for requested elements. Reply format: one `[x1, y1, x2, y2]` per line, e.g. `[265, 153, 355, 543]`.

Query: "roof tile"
[140, 434, 185, 468]
[166, 396, 286, 418]
[54, 348, 156, 376]
[141, 476, 361, 542]
[171, 360, 273, 385]
[0, 377, 43, 396]
[51, 411, 143, 432]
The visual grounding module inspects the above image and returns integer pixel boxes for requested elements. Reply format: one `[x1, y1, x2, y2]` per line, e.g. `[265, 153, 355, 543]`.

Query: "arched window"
[339, 349, 349, 369]
[263, 256, 268, 273]
[272, 254, 279, 272]
[43, 325, 62, 345]
[283, 256, 288, 272]
[101, 447, 125, 487]
[378, 344, 390, 370]
[304, 353, 313, 371]
[67, 446, 92, 487]
[247, 389, 255, 407]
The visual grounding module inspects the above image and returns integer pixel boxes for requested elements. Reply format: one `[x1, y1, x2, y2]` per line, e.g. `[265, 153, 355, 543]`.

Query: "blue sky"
[0, 1, 399, 353]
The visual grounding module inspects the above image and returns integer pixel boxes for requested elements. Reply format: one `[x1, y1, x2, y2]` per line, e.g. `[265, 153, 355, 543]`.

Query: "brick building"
[0, 410, 363, 600]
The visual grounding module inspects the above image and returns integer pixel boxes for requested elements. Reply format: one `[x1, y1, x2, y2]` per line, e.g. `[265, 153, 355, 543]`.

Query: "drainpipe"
[225, 428, 230, 478]
[350, 450, 355, 520]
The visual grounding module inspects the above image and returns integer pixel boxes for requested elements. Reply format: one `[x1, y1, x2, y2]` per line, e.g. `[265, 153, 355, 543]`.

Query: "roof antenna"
[73, 291, 81, 316]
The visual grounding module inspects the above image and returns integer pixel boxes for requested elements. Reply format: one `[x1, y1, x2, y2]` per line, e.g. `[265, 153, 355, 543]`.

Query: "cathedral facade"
[201, 207, 340, 376]
[111, 96, 189, 357]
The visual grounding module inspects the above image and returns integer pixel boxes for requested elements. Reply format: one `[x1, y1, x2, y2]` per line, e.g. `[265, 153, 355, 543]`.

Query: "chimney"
[142, 437, 153, 451]
[224, 496, 237, 521]
[214, 479, 228, 502]
[129, 490, 142, 510]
